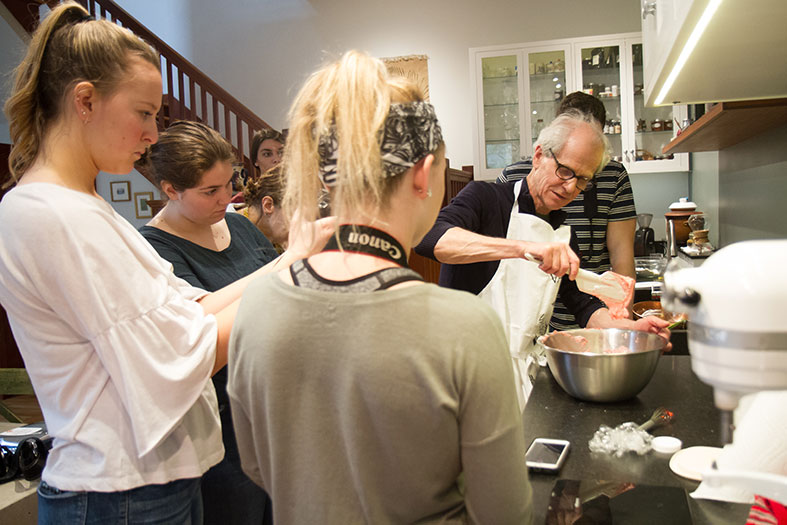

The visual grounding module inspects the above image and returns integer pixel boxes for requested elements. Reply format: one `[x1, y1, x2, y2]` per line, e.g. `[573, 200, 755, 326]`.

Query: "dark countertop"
[522, 355, 750, 524]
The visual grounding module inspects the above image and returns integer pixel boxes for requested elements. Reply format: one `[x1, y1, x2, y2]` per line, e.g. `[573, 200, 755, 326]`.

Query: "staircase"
[1, 0, 272, 181]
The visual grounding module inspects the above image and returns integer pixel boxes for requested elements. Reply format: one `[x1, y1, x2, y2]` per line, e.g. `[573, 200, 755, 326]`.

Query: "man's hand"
[521, 241, 580, 280]
[587, 310, 673, 352]
[632, 315, 672, 350]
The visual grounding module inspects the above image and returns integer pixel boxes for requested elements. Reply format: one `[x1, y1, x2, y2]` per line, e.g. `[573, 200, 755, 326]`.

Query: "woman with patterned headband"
[227, 50, 533, 524]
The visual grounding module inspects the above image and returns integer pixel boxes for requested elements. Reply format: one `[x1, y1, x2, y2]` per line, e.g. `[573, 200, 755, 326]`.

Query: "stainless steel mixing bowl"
[540, 329, 666, 402]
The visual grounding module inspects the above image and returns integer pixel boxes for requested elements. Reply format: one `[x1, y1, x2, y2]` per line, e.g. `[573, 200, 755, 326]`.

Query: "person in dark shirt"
[497, 92, 637, 330]
[138, 120, 275, 525]
[415, 111, 668, 403]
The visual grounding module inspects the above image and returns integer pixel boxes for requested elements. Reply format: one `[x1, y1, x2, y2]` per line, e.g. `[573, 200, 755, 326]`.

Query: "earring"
[426, 189, 433, 198]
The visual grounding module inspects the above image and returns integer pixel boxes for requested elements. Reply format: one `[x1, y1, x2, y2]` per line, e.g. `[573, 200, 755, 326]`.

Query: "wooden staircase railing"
[1, 0, 273, 181]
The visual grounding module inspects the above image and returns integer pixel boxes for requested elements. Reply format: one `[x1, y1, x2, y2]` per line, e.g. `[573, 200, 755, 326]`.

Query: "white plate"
[669, 446, 723, 481]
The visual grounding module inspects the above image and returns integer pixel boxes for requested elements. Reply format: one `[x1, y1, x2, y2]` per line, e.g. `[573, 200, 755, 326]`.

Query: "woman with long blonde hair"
[228, 50, 533, 525]
[0, 3, 327, 522]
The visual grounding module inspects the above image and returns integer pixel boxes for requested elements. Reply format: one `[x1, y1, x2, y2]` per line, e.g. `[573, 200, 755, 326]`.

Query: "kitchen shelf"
[483, 75, 517, 80]
[529, 72, 566, 78]
[662, 98, 787, 154]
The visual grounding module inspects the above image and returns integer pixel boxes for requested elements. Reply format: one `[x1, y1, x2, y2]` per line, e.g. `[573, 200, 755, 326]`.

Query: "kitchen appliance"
[662, 239, 787, 502]
[540, 329, 666, 402]
[662, 239, 787, 416]
[634, 213, 656, 256]
[665, 198, 698, 257]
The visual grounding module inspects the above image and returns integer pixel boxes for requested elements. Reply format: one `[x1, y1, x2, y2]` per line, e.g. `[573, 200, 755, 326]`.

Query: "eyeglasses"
[548, 149, 594, 190]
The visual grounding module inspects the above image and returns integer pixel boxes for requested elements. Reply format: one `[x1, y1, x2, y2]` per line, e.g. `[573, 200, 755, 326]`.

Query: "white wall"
[115, 0, 193, 61]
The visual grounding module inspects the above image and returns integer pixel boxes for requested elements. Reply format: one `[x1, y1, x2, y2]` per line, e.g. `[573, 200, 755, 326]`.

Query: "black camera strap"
[322, 224, 410, 268]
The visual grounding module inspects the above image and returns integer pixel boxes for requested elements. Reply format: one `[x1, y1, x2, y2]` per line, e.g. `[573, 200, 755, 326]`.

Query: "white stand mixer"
[662, 240, 787, 504]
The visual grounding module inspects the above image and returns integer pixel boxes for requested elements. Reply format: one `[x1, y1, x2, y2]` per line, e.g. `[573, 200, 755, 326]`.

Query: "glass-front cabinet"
[526, 47, 571, 146]
[627, 40, 686, 171]
[478, 52, 523, 171]
[472, 33, 688, 179]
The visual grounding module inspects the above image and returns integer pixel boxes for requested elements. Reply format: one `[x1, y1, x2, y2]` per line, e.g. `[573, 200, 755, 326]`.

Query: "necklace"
[322, 224, 409, 268]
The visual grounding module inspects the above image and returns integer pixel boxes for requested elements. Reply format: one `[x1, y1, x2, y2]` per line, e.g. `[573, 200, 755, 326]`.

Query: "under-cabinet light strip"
[654, 0, 723, 106]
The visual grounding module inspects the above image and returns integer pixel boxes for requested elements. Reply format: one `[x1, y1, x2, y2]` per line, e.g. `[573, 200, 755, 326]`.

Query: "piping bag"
[525, 253, 634, 319]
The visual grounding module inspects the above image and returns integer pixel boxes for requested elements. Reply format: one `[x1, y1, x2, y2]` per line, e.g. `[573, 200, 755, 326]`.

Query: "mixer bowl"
[541, 329, 666, 402]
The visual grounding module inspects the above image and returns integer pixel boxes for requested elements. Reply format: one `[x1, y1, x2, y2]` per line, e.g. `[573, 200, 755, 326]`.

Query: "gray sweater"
[227, 274, 533, 524]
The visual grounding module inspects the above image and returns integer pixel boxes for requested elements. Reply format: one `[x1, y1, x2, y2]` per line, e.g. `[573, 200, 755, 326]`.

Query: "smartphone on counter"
[525, 438, 570, 473]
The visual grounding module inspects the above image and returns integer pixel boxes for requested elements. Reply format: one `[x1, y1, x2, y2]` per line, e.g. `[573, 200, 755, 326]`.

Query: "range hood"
[642, 0, 787, 107]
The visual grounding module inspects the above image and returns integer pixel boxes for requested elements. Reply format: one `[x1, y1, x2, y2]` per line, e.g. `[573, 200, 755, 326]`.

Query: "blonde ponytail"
[283, 50, 442, 227]
[3, 1, 159, 182]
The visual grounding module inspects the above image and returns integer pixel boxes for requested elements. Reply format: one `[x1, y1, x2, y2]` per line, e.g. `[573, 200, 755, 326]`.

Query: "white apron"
[478, 180, 571, 410]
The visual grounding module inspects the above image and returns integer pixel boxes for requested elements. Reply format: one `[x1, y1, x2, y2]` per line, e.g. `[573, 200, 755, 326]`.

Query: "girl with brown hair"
[238, 164, 289, 252]
[138, 120, 276, 524]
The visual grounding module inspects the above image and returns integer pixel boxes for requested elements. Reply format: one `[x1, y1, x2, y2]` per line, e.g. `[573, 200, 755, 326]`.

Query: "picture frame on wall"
[134, 192, 154, 219]
[110, 181, 131, 202]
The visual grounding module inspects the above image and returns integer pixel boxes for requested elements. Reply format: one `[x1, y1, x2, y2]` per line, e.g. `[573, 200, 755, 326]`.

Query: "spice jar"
[651, 118, 663, 131]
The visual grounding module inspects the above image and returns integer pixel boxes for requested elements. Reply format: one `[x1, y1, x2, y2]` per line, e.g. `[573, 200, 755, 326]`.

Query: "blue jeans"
[37, 477, 202, 524]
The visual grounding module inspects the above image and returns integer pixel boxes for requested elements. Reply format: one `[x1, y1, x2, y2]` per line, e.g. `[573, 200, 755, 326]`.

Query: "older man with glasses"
[415, 110, 668, 406]
[499, 91, 637, 332]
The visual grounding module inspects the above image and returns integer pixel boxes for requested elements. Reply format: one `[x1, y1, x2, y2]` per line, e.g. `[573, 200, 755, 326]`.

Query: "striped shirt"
[497, 159, 636, 330]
